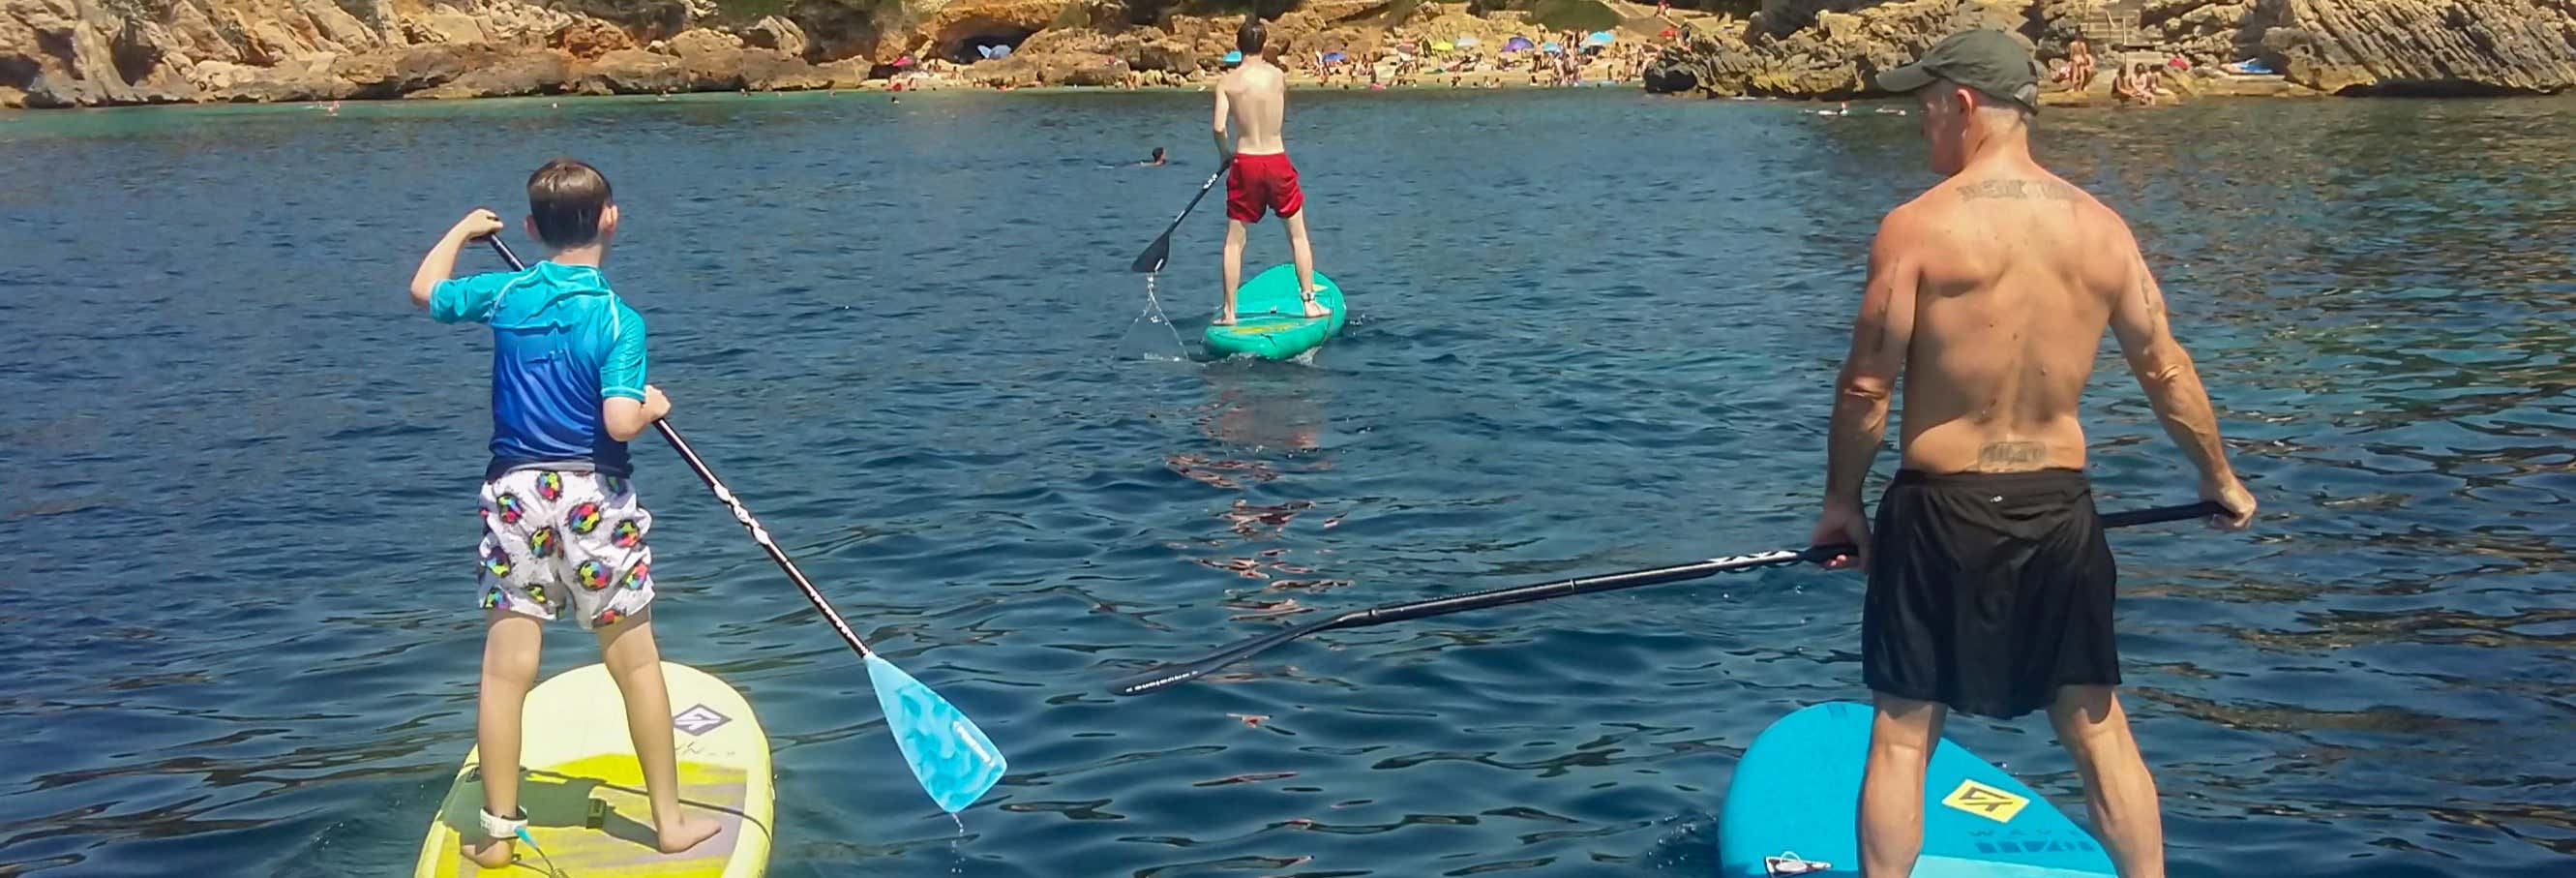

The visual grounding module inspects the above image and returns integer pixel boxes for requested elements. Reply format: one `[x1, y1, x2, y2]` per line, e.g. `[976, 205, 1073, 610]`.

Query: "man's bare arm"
[1211, 86, 1233, 160]
[1824, 215, 1922, 508]
[2108, 244, 2233, 480]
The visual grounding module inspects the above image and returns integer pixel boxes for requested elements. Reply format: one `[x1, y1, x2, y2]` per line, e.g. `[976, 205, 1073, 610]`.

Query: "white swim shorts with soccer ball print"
[476, 468, 656, 629]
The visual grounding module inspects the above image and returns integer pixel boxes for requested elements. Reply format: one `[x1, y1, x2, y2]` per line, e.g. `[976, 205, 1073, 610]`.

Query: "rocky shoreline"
[0, 0, 1657, 107]
[1640, 0, 2576, 102]
[5, 0, 2571, 109]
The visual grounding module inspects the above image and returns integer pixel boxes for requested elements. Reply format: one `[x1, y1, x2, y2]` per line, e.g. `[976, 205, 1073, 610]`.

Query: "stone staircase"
[2074, 0, 2152, 50]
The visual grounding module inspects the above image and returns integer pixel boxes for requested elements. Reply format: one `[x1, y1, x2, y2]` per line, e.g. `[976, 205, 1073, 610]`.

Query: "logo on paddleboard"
[1940, 778, 2029, 823]
[673, 704, 732, 737]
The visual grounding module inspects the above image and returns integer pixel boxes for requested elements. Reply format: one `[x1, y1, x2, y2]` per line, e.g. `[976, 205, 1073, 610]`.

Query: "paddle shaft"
[1131, 157, 1233, 273]
[1110, 500, 2226, 695]
[486, 236, 880, 659]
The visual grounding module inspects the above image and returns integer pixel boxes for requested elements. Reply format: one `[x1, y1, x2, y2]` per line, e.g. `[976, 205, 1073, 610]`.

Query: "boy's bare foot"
[462, 834, 515, 869]
[658, 815, 722, 854]
[1300, 294, 1332, 318]
[1213, 310, 1238, 326]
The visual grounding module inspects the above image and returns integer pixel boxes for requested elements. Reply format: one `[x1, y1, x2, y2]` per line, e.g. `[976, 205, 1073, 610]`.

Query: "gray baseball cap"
[1875, 29, 2045, 112]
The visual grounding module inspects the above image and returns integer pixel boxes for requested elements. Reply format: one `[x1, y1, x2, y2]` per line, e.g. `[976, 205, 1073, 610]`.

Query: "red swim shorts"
[1225, 152, 1305, 224]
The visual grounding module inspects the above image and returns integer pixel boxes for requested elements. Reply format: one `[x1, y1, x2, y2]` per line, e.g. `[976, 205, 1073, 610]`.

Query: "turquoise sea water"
[2, 90, 2572, 876]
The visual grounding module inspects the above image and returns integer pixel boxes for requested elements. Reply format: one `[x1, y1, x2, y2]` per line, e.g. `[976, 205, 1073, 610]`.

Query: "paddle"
[1107, 500, 2226, 696]
[484, 236, 1005, 813]
[1130, 156, 1234, 274]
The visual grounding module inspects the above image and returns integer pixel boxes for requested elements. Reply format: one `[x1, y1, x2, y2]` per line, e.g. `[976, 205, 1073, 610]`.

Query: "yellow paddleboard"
[413, 662, 773, 878]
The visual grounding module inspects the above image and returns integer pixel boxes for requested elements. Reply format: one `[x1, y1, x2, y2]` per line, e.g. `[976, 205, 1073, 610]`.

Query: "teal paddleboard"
[1719, 702, 2116, 877]
[1205, 264, 1345, 360]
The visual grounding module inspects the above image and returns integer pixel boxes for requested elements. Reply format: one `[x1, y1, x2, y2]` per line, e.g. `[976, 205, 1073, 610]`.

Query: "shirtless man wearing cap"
[1810, 29, 2258, 878]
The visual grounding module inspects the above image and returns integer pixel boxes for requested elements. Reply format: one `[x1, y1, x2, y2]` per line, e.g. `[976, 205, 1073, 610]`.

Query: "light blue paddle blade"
[866, 652, 1006, 813]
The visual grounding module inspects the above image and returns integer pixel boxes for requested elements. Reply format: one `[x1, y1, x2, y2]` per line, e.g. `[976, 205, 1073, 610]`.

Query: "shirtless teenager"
[1808, 31, 2257, 878]
[1213, 16, 1329, 325]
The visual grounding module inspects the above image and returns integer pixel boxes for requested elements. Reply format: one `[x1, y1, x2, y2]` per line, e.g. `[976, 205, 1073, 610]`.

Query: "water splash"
[1118, 272, 1191, 361]
[949, 812, 968, 878]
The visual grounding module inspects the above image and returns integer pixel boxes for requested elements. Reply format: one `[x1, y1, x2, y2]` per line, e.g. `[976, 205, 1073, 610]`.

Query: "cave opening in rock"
[953, 28, 1037, 63]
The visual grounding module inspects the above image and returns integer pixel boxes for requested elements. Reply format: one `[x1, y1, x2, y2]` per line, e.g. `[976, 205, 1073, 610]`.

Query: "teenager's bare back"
[1217, 61, 1288, 155]
[1888, 160, 2141, 474]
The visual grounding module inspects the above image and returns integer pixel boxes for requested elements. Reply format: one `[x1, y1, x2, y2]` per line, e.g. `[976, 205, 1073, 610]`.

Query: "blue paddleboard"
[1205, 264, 1345, 360]
[1718, 702, 2116, 877]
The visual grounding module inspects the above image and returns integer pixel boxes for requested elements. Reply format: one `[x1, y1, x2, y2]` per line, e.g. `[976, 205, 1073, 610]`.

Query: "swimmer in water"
[1138, 147, 1167, 167]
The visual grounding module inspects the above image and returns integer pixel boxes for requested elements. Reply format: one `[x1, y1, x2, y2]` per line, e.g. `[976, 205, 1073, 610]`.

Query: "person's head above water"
[1237, 16, 1266, 57]
[1152, 147, 1166, 161]
[525, 158, 615, 251]
[1876, 29, 2043, 174]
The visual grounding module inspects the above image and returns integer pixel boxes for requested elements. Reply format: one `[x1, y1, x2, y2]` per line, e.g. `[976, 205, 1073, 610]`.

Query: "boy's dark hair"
[527, 159, 613, 249]
[1237, 17, 1266, 55]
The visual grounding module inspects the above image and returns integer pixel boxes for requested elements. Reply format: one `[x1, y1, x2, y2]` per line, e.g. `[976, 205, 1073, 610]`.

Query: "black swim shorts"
[1862, 469, 2119, 719]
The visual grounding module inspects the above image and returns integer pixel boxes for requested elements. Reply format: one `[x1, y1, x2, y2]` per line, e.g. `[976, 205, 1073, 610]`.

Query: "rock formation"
[3, 0, 2568, 106]
[1648, 0, 2576, 100]
[2264, 0, 2576, 95]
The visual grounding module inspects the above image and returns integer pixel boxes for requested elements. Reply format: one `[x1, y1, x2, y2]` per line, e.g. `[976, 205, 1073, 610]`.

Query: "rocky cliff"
[2265, 0, 2576, 95]
[0, 0, 892, 106]
[0, 0, 1523, 106]
[8, 0, 2570, 106]
[1646, 0, 2576, 99]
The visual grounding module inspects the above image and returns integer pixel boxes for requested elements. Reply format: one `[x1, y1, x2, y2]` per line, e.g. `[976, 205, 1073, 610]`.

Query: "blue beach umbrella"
[1324, 51, 1348, 62]
[1583, 30, 1614, 46]
[1223, 49, 1243, 65]
[1504, 35, 1535, 52]
[1540, 41, 1564, 54]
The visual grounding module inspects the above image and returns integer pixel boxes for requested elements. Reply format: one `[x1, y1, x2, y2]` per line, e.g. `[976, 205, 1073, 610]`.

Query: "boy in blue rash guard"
[406, 159, 720, 868]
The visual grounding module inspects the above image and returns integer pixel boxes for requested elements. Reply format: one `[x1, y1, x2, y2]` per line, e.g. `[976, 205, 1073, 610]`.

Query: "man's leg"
[1860, 692, 1947, 878]
[1218, 220, 1248, 325]
[1280, 211, 1329, 318]
[466, 610, 543, 868]
[2051, 685, 2164, 878]
[597, 610, 722, 854]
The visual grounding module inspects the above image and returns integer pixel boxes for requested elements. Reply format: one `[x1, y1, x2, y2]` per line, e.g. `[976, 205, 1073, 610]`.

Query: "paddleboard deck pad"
[414, 661, 773, 878]
[1206, 264, 1346, 360]
[1718, 702, 2114, 877]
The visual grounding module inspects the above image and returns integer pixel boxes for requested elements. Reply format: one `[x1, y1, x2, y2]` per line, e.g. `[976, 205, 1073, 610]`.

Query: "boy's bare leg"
[1218, 220, 1248, 325]
[1282, 211, 1329, 318]
[1859, 692, 1946, 878]
[596, 610, 722, 854]
[2051, 686, 2165, 878]
[465, 610, 544, 869]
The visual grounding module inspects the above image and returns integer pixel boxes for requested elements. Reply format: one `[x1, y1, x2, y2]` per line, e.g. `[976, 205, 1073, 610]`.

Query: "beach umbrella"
[1540, 41, 1564, 54]
[1432, 40, 1454, 52]
[1324, 51, 1348, 62]
[1583, 30, 1614, 46]
[893, 55, 914, 67]
[1659, 27, 1678, 38]
[1454, 35, 1481, 47]
[1504, 36, 1535, 52]
[1223, 49, 1243, 64]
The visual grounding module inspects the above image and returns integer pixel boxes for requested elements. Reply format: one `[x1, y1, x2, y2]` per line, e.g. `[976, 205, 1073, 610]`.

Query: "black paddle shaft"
[1130, 157, 1234, 274]
[1107, 500, 2226, 696]
[483, 236, 881, 660]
